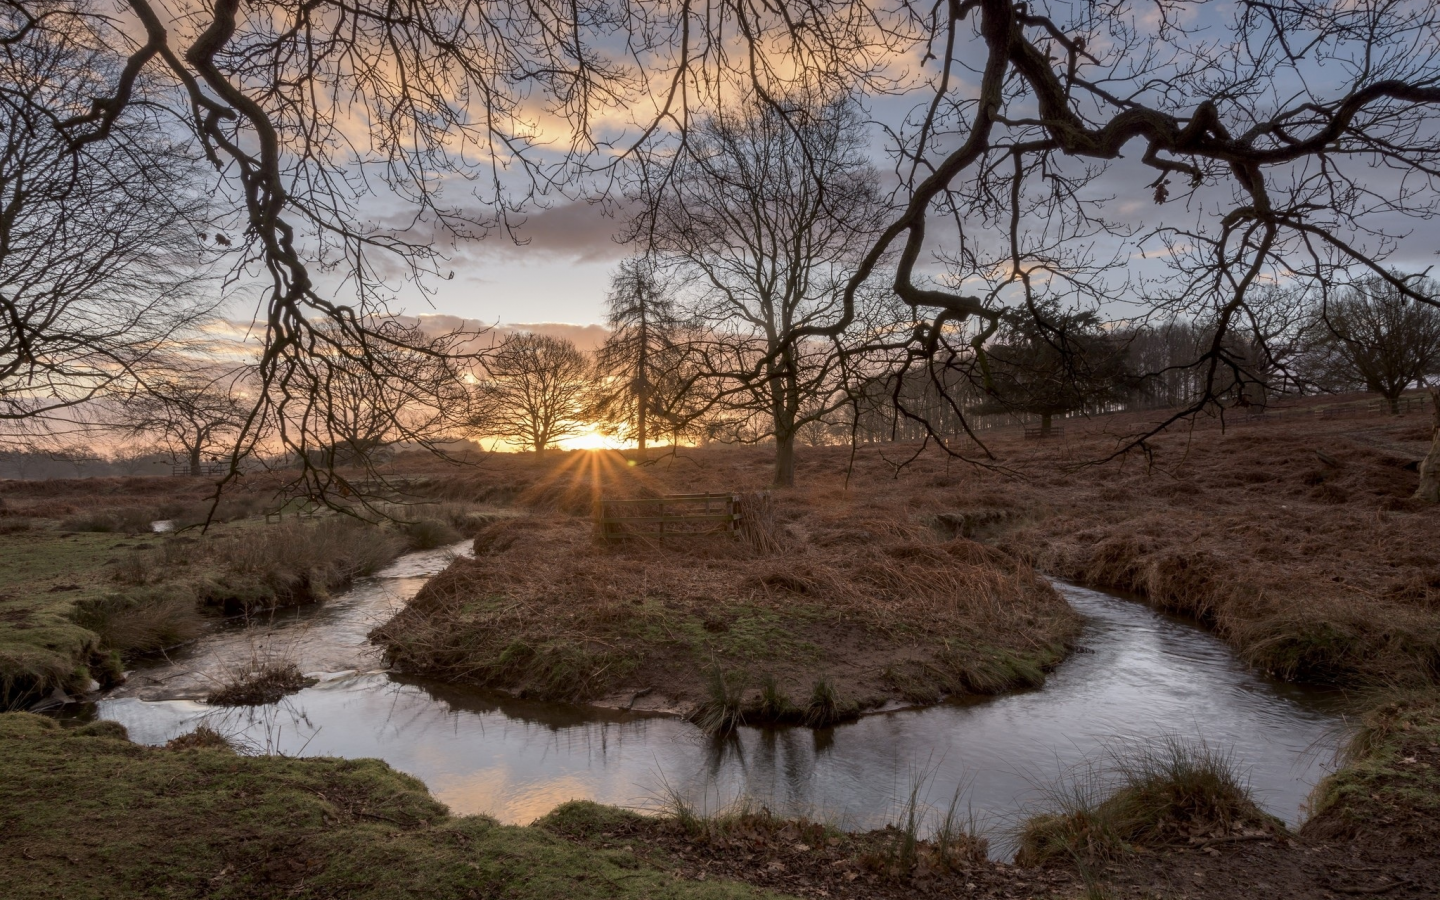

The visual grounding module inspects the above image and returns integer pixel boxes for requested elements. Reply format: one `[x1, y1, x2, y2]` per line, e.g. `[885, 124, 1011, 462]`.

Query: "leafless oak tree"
[638, 94, 891, 487]
[290, 318, 478, 475]
[474, 334, 591, 453]
[1303, 276, 1440, 413]
[116, 373, 247, 476]
[1, 5, 212, 424]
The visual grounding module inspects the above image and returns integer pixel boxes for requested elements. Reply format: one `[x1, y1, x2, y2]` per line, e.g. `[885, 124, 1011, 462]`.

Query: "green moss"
[1306, 691, 1440, 838]
[535, 800, 650, 839]
[0, 712, 784, 900]
[1, 520, 411, 708]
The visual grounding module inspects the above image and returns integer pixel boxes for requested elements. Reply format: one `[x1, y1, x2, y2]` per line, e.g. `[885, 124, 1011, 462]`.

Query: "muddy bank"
[371, 511, 1080, 726]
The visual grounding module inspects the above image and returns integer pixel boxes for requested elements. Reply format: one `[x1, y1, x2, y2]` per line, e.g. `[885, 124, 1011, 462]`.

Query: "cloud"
[475, 200, 632, 263]
[374, 198, 634, 268]
[409, 315, 610, 352]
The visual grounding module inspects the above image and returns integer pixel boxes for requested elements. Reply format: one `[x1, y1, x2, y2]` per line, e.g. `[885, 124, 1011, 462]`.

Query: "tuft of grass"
[802, 677, 858, 728]
[534, 800, 648, 839]
[1016, 737, 1278, 866]
[866, 767, 988, 879]
[403, 518, 463, 550]
[755, 674, 793, 721]
[208, 661, 316, 707]
[932, 781, 986, 873]
[889, 773, 925, 874]
[690, 667, 747, 735]
[166, 724, 236, 752]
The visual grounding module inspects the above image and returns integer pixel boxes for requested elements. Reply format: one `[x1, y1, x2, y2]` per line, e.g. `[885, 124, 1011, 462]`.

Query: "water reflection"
[94, 547, 1351, 856]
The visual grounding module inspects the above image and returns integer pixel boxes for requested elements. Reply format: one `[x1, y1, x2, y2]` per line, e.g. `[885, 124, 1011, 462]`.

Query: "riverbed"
[88, 541, 1350, 852]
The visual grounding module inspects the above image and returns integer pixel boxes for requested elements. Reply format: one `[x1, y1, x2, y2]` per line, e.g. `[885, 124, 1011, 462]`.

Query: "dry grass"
[968, 410, 1440, 686]
[201, 520, 407, 614]
[1015, 738, 1280, 867]
[373, 451, 1079, 717]
[373, 400, 1439, 724]
[207, 661, 315, 706]
[71, 587, 205, 655]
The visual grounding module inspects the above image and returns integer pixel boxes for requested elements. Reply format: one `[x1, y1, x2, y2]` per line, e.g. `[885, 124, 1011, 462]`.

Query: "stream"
[84, 541, 1350, 853]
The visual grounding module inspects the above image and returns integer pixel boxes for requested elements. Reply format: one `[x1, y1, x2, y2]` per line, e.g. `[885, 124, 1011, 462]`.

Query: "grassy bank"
[373, 506, 1079, 726]
[4, 705, 1434, 900]
[0, 712, 779, 900]
[978, 416, 1440, 686]
[372, 403, 1440, 721]
[0, 514, 410, 709]
[1306, 690, 1440, 844]
[382, 400, 1438, 694]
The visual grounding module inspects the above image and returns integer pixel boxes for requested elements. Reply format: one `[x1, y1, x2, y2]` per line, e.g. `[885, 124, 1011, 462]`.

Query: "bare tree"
[8, 0, 1440, 499]
[0, 5, 212, 424]
[474, 334, 591, 453]
[1303, 276, 1440, 413]
[298, 318, 477, 471]
[638, 93, 890, 487]
[117, 374, 247, 476]
[108, 441, 163, 476]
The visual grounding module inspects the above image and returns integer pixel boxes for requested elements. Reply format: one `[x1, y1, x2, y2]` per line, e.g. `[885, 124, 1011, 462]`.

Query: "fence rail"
[1023, 424, 1065, 440]
[595, 493, 741, 540]
[170, 462, 227, 476]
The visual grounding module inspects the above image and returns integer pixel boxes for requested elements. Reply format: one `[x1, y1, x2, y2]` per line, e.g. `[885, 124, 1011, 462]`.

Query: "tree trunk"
[1388, 393, 1401, 415]
[1040, 412, 1053, 438]
[188, 447, 202, 476]
[636, 351, 648, 457]
[773, 432, 796, 488]
[1415, 389, 1440, 503]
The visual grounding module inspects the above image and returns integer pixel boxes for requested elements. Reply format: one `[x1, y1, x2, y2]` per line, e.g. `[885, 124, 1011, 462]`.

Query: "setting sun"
[556, 425, 621, 451]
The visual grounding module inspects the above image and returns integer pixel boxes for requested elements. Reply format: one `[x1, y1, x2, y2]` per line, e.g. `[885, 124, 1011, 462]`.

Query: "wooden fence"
[171, 462, 227, 476]
[1023, 424, 1065, 440]
[595, 493, 741, 540]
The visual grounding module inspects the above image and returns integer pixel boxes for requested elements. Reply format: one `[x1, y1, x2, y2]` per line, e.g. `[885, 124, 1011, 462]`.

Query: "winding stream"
[86, 541, 1350, 852]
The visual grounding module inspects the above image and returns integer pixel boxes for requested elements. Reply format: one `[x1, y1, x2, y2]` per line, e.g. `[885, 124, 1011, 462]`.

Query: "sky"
[393, 200, 633, 328]
[214, 0, 1440, 333]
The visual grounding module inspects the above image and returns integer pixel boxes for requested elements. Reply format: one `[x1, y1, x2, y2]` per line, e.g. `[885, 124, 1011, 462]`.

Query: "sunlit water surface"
[92, 542, 1350, 854]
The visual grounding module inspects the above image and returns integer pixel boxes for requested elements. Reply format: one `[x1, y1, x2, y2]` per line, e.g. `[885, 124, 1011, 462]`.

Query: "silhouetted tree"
[117, 375, 247, 475]
[591, 258, 688, 455]
[974, 306, 1132, 437]
[638, 93, 889, 486]
[1303, 276, 1440, 413]
[474, 334, 591, 452]
[0, 6, 212, 424]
